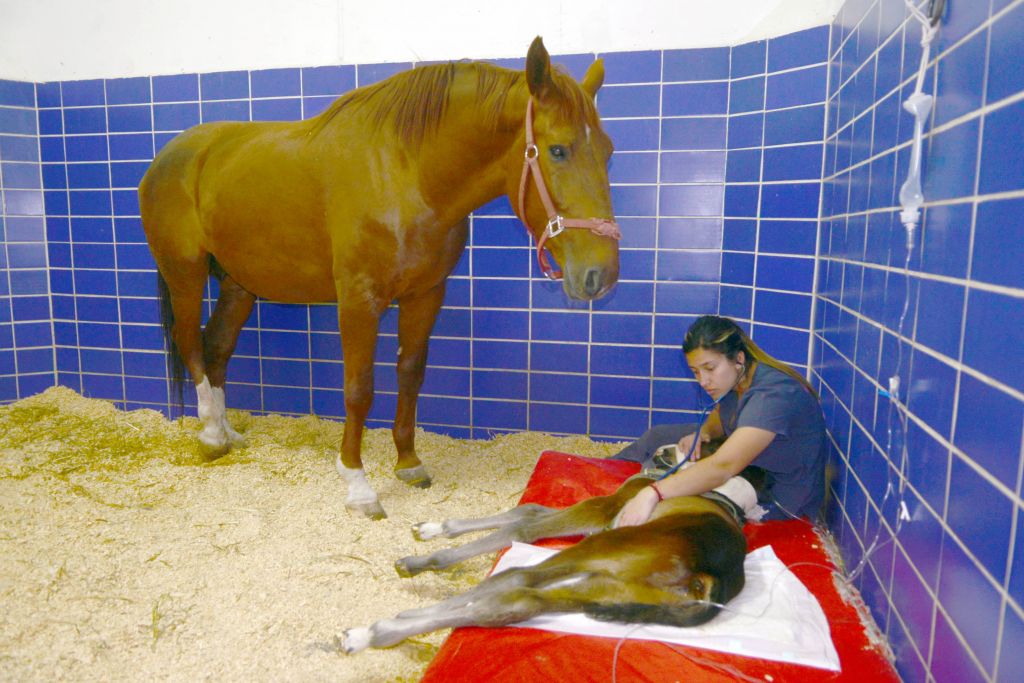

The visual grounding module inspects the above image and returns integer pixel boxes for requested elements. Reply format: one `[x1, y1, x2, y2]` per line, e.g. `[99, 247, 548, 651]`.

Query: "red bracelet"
[650, 482, 665, 502]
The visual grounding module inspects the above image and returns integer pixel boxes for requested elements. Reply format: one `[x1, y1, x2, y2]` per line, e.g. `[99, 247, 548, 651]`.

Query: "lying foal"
[341, 456, 766, 654]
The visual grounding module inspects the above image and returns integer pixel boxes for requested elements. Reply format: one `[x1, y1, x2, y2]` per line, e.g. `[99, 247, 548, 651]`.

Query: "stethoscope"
[656, 361, 747, 481]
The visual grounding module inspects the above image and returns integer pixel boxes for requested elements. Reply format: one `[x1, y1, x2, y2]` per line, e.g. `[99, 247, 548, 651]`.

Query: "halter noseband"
[517, 98, 621, 280]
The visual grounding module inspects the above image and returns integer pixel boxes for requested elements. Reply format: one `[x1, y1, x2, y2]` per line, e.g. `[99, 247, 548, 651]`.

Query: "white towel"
[491, 542, 840, 672]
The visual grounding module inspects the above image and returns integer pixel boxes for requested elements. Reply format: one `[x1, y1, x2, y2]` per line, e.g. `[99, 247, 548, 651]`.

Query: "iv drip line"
[845, 0, 943, 583]
[612, 3, 948, 677]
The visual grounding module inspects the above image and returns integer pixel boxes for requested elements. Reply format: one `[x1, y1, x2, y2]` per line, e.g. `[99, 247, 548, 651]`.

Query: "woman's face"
[685, 348, 746, 400]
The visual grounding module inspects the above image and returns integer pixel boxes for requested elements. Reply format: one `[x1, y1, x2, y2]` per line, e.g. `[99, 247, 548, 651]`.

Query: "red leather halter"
[517, 98, 621, 280]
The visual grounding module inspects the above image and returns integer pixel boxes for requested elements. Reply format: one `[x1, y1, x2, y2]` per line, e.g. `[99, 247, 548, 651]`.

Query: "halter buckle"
[524, 144, 539, 160]
[546, 215, 565, 238]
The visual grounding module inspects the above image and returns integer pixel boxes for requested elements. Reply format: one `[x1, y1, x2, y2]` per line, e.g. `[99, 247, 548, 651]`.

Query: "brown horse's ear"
[581, 58, 605, 98]
[526, 36, 555, 101]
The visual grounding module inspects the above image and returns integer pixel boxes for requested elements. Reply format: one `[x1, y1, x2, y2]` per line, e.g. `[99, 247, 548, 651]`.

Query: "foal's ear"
[526, 36, 555, 101]
[581, 58, 605, 98]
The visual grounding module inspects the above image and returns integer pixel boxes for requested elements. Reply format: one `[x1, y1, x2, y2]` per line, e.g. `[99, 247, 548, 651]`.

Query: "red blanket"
[421, 451, 899, 682]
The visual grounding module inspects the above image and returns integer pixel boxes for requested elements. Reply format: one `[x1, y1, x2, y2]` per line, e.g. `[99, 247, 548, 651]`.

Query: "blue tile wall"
[3, 6, 1021, 680]
[5, 33, 831, 440]
[819, 1, 1024, 682]
[1, 79, 52, 401]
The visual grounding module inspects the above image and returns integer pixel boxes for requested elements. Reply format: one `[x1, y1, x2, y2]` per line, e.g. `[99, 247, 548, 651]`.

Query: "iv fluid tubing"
[847, 1, 942, 584]
[898, 1, 939, 250]
[898, 90, 932, 249]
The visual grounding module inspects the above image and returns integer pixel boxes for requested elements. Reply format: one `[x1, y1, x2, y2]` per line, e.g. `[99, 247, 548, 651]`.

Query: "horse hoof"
[341, 628, 370, 654]
[394, 557, 420, 578]
[224, 426, 246, 446]
[198, 431, 230, 456]
[347, 500, 387, 520]
[396, 465, 432, 489]
[411, 521, 443, 541]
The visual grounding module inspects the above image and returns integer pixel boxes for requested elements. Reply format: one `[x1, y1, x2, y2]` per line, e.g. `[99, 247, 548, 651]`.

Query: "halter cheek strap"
[517, 98, 621, 280]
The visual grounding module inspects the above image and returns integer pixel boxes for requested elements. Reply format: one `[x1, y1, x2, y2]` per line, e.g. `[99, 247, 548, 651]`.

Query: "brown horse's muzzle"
[561, 247, 619, 300]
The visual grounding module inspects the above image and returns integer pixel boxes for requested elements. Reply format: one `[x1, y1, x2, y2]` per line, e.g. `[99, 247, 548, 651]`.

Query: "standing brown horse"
[139, 37, 620, 518]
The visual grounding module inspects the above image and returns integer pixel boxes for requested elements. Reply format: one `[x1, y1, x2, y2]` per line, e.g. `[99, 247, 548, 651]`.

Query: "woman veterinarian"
[614, 315, 827, 526]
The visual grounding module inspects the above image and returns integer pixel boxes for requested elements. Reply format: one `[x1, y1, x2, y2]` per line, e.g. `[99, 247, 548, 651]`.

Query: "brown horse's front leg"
[393, 283, 447, 487]
[336, 303, 386, 519]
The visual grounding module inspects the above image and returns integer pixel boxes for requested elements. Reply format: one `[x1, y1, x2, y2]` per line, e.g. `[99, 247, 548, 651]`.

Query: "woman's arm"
[615, 426, 776, 527]
[675, 407, 726, 459]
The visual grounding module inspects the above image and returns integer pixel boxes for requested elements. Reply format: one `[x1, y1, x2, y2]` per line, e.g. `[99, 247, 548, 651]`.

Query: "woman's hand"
[614, 486, 660, 527]
[676, 430, 709, 461]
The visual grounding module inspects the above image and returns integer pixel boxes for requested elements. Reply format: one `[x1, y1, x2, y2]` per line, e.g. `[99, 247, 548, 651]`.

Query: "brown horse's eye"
[549, 145, 568, 161]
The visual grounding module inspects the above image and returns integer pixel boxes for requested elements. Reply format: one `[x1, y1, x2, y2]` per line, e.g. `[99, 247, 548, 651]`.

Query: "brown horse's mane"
[309, 59, 600, 148]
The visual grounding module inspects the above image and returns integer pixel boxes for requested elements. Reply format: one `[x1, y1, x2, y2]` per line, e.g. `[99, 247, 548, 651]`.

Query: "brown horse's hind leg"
[156, 256, 233, 452]
[202, 273, 257, 447]
[392, 282, 447, 488]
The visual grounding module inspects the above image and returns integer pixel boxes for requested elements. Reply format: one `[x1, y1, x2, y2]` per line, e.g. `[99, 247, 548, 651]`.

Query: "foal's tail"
[157, 271, 186, 415]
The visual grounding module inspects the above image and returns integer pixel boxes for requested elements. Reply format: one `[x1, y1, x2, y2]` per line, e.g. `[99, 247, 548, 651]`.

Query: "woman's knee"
[642, 423, 695, 448]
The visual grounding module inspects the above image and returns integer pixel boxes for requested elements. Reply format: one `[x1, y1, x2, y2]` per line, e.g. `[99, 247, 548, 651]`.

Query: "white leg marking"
[342, 627, 371, 654]
[336, 458, 379, 506]
[196, 377, 228, 450]
[212, 385, 245, 445]
[336, 456, 387, 518]
[414, 522, 444, 540]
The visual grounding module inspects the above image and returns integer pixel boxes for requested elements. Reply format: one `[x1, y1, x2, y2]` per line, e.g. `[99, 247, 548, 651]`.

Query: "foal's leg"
[201, 274, 256, 448]
[392, 283, 447, 487]
[395, 504, 558, 576]
[345, 546, 707, 653]
[335, 301, 386, 519]
[410, 504, 550, 541]
[395, 478, 652, 576]
[342, 562, 544, 652]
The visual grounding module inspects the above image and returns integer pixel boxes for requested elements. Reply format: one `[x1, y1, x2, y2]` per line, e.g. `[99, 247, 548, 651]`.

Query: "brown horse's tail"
[157, 271, 186, 416]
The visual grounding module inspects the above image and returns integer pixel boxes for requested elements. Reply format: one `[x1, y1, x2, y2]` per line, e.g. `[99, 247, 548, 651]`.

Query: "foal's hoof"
[340, 627, 369, 654]
[346, 500, 387, 520]
[411, 521, 444, 541]
[394, 557, 421, 578]
[396, 465, 432, 489]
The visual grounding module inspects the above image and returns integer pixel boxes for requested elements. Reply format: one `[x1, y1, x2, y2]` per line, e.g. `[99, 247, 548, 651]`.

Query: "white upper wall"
[0, 0, 844, 82]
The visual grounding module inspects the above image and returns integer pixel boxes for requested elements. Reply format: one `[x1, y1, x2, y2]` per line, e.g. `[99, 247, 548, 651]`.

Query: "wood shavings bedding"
[0, 386, 623, 682]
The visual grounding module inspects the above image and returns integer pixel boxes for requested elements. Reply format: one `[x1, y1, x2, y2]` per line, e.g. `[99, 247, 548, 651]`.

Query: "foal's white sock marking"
[415, 522, 444, 539]
[342, 627, 371, 653]
[336, 458, 379, 506]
